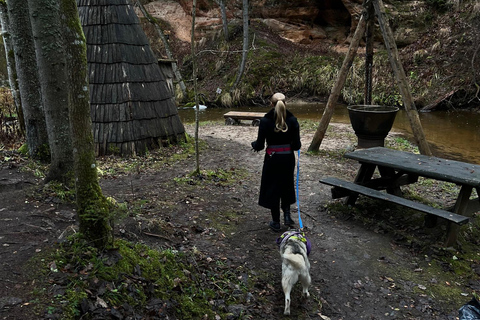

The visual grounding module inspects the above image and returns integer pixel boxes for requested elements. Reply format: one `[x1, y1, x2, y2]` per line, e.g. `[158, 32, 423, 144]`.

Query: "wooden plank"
[320, 177, 470, 225]
[345, 147, 480, 187]
[223, 111, 265, 120]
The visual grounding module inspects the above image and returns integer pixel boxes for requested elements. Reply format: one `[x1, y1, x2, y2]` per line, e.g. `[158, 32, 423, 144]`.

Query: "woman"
[251, 93, 301, 231]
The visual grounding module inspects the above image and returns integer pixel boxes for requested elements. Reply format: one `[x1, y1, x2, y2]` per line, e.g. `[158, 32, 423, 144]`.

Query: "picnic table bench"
[320, 147, 480, 246]
[224, 111, 265, 126]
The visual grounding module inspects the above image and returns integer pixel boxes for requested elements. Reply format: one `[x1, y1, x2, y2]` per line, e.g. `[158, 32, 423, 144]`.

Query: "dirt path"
[178, 123, 459, 319]
[0, 122, 467, 319]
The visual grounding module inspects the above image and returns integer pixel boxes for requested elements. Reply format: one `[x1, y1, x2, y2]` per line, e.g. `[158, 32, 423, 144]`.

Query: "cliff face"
[144, 0, 421, 48]
[141, 0, 480, 110]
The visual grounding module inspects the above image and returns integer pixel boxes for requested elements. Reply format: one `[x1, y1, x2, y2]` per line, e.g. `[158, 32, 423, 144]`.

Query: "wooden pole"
[308, 12, 367, 152]
[373, 0, 432, 155]
[191, 0, 200, 174]
[364, 0, 374, 105]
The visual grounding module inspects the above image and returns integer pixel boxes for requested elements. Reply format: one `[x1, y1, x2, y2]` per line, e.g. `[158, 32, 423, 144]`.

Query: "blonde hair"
[271, 93, 288, 133]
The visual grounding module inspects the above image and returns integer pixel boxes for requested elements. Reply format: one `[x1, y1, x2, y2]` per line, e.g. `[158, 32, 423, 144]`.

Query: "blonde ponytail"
[274, 100, 288, 132]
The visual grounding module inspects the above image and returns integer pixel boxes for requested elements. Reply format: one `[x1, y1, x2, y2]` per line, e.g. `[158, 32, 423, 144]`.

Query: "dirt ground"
[0, 122, 474, 319]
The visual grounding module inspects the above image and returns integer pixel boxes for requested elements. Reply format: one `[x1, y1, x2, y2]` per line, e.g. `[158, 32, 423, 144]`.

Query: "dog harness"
[266, 144, 292, 156]
[276, 230, 311, 256]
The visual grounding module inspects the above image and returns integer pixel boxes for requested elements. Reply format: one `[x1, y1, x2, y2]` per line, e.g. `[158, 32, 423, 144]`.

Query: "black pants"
[271, 202, 290, 222]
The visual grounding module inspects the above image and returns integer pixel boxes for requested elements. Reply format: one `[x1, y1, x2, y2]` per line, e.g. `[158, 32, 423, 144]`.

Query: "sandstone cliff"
[143, 0, 422, 48]
[139, 0, 480, 110]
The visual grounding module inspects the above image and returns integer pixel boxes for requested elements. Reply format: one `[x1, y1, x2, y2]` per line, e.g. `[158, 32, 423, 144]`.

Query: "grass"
[96, 134, 203, 177]
[173, 167, 248, 187]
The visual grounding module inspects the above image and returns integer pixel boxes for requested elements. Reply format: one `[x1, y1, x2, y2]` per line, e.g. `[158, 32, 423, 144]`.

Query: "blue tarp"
[459, 297, 480, 320]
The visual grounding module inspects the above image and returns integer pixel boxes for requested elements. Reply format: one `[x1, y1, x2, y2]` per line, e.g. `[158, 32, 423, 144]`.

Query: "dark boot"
[283, 207, 295, 227]
[269, 221, 281, 232]
[270, 207, 281, 232]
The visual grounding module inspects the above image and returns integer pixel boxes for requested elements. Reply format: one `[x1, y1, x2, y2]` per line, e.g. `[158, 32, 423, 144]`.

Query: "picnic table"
[223, 111, 266, 126]
[320, 147, 480, 246]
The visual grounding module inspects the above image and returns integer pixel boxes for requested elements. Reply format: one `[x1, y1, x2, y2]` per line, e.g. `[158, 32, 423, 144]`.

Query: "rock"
[0, 296, 22, 310]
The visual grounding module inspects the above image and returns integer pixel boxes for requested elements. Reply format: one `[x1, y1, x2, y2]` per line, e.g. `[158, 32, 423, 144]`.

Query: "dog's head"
[276, 231, 311, 255]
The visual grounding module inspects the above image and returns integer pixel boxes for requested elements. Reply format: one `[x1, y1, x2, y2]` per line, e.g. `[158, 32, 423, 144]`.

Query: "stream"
[178, 103, 480, 165]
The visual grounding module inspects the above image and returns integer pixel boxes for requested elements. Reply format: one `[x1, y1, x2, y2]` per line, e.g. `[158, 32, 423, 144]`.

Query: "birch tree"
[6, 0, 49, 159]
[214, 0, 229, 40]
[0, 1, 23, 133]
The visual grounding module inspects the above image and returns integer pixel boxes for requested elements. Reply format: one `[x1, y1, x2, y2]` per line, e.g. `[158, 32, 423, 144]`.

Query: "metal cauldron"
[347, 105, 399, 148]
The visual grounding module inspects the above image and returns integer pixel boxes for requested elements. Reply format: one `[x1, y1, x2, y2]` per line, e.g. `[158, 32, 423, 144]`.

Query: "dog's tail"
[283, 252, 306, 270]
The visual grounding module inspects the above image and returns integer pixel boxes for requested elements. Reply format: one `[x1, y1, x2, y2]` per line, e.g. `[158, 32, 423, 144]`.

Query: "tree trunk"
[0, 2, 23, 134]
[135, 0, 187, 99]
[214, 0, 229, 40]
[308, 14, 367, 152]
[191, 0, 200, 175]
[6, 0, 49, 160]
[28, 0, 74, 181]
[231, 0, 248, 92]
[61, 0, 112, 248]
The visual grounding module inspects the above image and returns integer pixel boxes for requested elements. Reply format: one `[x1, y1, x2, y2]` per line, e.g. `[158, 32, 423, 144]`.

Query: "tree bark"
[308, 13, 367, 152]
[0, 2, 23, 133]
[6, 0, 49, 160]
[231, 0, 248, 92]
[28, 0, 74, 181]
[373, 0, 431, 155]
[61, 0, 112, 248]
[214, 0, 229, 40]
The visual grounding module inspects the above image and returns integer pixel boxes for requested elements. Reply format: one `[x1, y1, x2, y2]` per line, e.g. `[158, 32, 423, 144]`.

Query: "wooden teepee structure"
[77, 0, 185, 156]
[308, 0, 431, 156]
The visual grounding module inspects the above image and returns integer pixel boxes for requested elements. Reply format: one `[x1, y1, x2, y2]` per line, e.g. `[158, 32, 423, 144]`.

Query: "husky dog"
[277, 231, 311, 315]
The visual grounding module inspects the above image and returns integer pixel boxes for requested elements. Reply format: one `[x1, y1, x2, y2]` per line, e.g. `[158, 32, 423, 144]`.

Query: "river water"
[178, 103, 480, 164]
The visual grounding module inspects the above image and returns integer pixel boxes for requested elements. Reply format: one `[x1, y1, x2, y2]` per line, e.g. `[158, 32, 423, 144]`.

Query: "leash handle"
[296, 149, 303, 229]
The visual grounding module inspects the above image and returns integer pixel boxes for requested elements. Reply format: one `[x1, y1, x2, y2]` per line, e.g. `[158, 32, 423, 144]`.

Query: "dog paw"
[304, 291, 310, 298]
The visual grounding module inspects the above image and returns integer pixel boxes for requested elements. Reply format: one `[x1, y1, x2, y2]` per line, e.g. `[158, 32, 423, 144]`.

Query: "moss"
[18, 143, 28, 155]
[96, 135, 203, 177]
[174, 167, 248, 187]
[205, 209, 243, 235]
[34, 143, 51, 162]
[34, 237, 253, 319]
[77, 190, 113, 248]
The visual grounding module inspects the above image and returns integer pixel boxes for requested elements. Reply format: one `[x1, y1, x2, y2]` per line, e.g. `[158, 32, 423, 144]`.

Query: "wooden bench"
[320, 177, 470, 225]
[223, 111, 265, 126]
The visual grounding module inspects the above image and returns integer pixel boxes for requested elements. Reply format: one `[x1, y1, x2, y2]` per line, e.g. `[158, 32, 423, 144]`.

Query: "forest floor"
[0, 121, 479, 319]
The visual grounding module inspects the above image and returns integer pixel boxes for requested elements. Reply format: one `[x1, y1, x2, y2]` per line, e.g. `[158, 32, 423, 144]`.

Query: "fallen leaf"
[96, 297, 108, 308]
[49, 261, 58, 272]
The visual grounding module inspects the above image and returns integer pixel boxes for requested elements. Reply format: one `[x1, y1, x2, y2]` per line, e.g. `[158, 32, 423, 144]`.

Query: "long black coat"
[251, 109, 301, 209]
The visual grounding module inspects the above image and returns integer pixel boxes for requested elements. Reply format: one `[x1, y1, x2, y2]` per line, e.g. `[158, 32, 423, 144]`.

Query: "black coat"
[251, 109, 301, 209]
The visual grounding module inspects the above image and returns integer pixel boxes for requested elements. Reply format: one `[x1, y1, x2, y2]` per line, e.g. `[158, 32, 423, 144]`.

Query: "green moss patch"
[33, 237, 255, 319]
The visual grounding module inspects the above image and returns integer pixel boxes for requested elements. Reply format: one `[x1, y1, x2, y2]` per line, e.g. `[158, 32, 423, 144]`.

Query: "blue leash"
[296, 149, 303, 229]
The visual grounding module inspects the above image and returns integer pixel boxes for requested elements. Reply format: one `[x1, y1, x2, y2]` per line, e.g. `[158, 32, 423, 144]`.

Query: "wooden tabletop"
[344, 147, 480, 187]
[223, 111, 266, 120]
